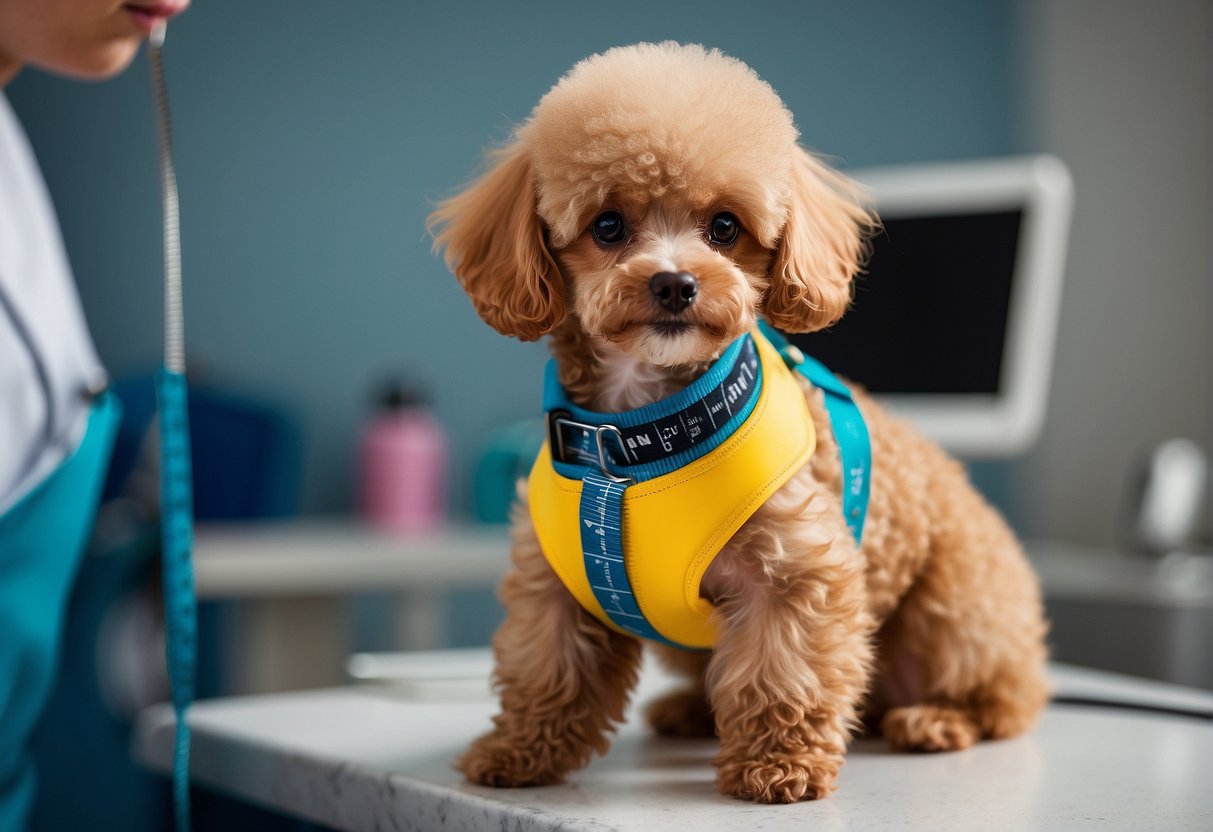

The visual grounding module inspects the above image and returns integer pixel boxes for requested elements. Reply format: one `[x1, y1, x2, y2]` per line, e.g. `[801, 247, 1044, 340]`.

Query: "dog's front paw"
[646, 688, 716, 738]
[716, 753, 840, 803]
[458, 731, 567, 788]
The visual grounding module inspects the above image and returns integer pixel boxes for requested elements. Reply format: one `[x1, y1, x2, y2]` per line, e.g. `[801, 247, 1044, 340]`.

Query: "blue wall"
[9, 0, 1018, 513]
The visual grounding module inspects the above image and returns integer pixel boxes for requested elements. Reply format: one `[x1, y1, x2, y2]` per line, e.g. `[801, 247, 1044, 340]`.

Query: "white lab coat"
[0, 93, 106, 513]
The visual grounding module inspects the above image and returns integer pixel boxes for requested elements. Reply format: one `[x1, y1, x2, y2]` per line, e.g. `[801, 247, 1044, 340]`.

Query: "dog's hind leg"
[876, 493, 1049, 752]
[879, 645, 1048, 752]
[459, 511, 642, 787]
[878, 639, 1049, 752]
[645, 647, 716, 738]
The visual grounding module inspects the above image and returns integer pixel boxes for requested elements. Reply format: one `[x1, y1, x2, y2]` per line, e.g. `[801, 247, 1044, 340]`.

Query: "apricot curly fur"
[458, 507, 642, 787]
[432, 41, 1050, 803]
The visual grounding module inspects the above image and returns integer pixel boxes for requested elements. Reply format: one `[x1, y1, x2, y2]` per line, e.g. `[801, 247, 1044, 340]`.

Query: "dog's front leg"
[459, 507, 642, 787]
[706, 496, 874, 803]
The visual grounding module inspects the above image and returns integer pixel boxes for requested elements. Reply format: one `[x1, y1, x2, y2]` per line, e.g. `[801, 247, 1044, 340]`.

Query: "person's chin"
[46, 38, 143, 81]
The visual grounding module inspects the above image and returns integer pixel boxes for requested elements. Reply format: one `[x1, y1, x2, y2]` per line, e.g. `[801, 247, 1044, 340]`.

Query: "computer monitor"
[788, 155, 1073, 458]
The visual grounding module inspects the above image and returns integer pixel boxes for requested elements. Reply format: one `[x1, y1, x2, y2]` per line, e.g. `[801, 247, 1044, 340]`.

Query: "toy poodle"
[429, 41, 1049, 804]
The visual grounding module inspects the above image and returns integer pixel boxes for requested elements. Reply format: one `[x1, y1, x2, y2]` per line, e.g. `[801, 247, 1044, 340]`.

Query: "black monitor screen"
[787, 210, 1023, 395]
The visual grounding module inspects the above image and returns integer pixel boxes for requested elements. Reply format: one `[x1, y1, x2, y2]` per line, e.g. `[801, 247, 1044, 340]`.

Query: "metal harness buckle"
[548, 411, 634, 483]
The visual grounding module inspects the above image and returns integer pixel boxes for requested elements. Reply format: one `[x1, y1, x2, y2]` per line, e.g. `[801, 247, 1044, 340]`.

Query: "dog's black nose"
[649, 271, 699, 314]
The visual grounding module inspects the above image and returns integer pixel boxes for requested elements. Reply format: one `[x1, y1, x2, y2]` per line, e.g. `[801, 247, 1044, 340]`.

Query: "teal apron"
[0, 394, 121, 832]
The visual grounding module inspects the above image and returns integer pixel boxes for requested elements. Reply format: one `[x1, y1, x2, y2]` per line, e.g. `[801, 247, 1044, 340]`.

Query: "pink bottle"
[359, 385, 448, 533]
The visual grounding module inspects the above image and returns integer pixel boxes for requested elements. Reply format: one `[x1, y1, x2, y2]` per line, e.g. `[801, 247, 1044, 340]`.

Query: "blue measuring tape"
[156, 368, 196, 832]
[149, 32, 196, 832]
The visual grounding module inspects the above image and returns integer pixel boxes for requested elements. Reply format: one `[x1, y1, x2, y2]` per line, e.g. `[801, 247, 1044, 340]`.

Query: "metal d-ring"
[594, 424, 633, 483]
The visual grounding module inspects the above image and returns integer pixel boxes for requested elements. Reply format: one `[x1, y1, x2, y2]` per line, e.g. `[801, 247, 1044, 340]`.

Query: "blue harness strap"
[546, 334, 761, 482]
[758, 321, 871, 544]
[577, 470, 681, 645]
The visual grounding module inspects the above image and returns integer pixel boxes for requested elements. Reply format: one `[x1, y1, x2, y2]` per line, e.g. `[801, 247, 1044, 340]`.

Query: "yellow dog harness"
[529, 324, 869, 649]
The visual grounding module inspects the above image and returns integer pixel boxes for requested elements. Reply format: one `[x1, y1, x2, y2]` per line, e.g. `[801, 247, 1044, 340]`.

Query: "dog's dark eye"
[708, 212, 740, 246]
[591, 211, 627, 245]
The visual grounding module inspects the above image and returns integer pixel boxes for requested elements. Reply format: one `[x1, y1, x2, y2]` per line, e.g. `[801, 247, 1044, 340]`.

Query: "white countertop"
[134, 652, 1213, 831]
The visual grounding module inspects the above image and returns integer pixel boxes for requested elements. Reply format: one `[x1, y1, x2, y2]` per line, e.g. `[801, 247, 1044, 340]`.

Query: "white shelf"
[1026, 539, 1213, 607]
[193, 519, 511, 598]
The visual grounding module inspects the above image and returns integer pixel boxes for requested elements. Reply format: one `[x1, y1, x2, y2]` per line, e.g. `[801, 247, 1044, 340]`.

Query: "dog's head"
[430, 42, 874, 367]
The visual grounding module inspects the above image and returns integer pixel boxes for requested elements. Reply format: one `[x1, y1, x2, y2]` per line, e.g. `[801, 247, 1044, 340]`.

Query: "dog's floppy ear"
[765, 148, 875, 333]
[428, 142, 564, 341]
